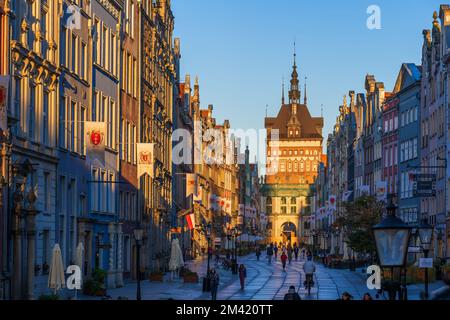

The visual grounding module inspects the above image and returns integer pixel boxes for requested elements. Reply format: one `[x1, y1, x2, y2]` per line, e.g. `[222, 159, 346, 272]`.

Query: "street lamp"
[133, 227, 144, 301]
[206, 223, 212, 276]
[417, 218, 434, 300]
[231, 227, 238, 274]
[372, 199, 411, 300]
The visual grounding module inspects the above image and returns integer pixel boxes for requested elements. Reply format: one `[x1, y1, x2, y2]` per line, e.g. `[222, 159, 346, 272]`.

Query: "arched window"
[294, 161, 298, 172]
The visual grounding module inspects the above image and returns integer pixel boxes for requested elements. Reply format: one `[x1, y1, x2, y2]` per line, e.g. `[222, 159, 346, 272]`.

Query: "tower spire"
[282, 76, 285, 105]
[289, 42, 300, 104]
[304, 76, 307, 105]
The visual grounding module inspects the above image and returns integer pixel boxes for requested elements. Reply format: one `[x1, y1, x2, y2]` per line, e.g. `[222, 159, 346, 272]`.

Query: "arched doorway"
[280, 222, 297, 245]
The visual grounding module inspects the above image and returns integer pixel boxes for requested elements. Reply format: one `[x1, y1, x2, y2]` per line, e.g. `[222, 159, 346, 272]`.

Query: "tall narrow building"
[262, 52, 324, 245]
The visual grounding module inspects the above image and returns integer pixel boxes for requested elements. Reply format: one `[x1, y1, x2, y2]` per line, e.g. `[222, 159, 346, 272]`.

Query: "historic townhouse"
[0, 0, 11, 300]
[353, 93, 366, 198]
[118, 0, 140, 282]
[382, 94, 399, 201]
[8, 0, 61, 299]
[90, 0, 122, 288]
[57, 0, 93, 293]
[173, 74, 194, 258]
[263, 53, 324, 245]
[140, 0, 177, 272]
[420, 9, 449, 259]
[394, 64, 421, 225]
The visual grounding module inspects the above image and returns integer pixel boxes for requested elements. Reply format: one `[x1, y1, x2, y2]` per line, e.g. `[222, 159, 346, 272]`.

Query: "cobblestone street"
[79, 254, 447, 300]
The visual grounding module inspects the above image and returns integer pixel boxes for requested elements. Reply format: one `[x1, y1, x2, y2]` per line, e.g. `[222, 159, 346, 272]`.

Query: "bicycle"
[304, 274, 314, 295]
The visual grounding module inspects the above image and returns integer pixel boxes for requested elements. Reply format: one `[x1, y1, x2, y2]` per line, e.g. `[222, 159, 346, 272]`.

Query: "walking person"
[274, 245, 279, 260]
[239, 264, 247, 290]
[209, 269, 220, 301]
[294, 245, 299, 261]
[287, 246, 293, 264]
[266, 244, 273, 264]
[301, 248, 306, 260]
[256, 247, 261, 261]
[281, 251, 288, 272]
[284, 286, 301, 300]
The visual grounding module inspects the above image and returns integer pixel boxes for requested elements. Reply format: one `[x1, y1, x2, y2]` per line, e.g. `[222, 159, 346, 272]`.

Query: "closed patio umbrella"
[48, 244, 66, 295]
[169, 238, 184, 271]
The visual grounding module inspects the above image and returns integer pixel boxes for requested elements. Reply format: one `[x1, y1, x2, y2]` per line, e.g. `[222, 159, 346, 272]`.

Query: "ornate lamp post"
[372, 199, 411, 300]
[417, 218, 433, 300]
[133, 227, 144, 301]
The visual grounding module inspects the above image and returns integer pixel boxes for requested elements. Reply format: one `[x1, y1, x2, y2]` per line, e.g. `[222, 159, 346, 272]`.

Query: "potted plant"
[442, 265, 450, 285]
[83, 268, 107, 296]
[183, 271, 199, 283]
[149, 271, 164, 282]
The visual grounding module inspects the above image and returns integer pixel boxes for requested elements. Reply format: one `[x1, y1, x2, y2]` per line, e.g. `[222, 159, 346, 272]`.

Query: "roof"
[393, 63, 422, 93]
[265, 103, 324, 139]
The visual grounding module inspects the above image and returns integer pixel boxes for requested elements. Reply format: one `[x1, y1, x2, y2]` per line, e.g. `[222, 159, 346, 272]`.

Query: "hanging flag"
[343, 191, 353, 202]
[329, 195, 337, 210]
[193, 186, 203, 203]
[0, 76, 9, 132]
[186, 174, 197, 197]
[186, 213, 196, 230]
[137, 143, 154, 178]
[376, 181, 388, 202]
[85, 121, 106, 166]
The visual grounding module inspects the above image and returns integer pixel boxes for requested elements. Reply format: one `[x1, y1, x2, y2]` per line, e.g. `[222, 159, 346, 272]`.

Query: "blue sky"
[172, 0, 444, 160]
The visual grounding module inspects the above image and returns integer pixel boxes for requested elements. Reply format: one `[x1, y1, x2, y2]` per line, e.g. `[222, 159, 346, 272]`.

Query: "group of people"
[265, 242, 312, 271]
[209, 264, 247, 300]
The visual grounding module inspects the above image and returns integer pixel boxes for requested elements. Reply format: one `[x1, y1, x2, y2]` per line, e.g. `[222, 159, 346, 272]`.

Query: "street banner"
[186, 213, 196, 230]
[137, 143, 154, 178]
[0, 76, 10, 132]
[359, 185, 370, 195]
[329, 195, 337, 210]
[376, 181, 387, 202]
[193, 185, 203, 204]
[343, 190, 353, 202]
[85, 121, 106, 167]
[186, 173, 197, 197]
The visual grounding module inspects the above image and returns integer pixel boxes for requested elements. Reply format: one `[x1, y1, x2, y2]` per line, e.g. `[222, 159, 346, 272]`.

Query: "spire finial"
[282, 76, 285, 105]
[293, 41, 297, 66]
[304, 76, 307, 105]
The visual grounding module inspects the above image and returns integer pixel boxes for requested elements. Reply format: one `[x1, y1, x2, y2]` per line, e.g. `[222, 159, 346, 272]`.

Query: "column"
[116, 223, 123, 287]
[12, 209, 22, 299]
[107, 223, 115, 288]
[25, 209, 38, 300]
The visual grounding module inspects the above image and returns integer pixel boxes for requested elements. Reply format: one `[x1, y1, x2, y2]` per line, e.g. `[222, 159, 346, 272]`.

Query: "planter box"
[149, 274, 164, 282]
[183, 274, 199, 283]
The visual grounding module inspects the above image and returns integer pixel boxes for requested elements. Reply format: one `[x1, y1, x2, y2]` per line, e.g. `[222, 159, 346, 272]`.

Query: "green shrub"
[38, 293, 59, 300]
[92, 268, 107, 284]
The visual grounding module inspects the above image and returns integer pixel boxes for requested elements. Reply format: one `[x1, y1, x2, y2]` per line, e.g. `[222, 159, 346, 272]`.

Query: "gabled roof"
[265, 103, 323, 139]
[393, 63, 422, 93]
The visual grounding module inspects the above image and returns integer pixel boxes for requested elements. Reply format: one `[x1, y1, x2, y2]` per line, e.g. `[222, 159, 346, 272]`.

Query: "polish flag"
[186, 213, 196, 230]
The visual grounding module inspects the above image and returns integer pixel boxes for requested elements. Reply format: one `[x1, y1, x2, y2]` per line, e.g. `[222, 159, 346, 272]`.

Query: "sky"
[171, 0, 446, 162]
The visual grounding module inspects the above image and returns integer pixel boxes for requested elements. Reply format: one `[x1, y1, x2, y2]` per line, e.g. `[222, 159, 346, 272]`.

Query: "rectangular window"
[81, 42, 86, 80]
[71, 33, 77, 73]
[59, 96, 66, 148]
[43, 92, 49, 145]
[29, 85, 35, 140]
[80, 106, 86, 155]
[44, 172, 50, 212]
[70, 100, 76, 152]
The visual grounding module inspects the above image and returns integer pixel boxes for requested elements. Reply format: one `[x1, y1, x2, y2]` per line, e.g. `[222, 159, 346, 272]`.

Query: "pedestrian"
[301, 248, 306, 260]
[274, 245, 278, 260]
[362, 293, 373, 301]
[239, 264, 247, 290]
[256, 247, 261, 261]
[209, 269, 220, 301]
[266, 245, 273, 264]
[339, 292, 353, 301]
[294, 245, 299, 261]
[284, 286, 301, 300]
[281, 252, 288, 271]
[287, 246, 293, 264]
[306, 250, 312, 260]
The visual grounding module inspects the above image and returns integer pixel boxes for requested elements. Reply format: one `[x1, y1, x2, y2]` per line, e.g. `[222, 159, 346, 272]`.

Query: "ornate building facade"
[263, 53, 324, 245]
